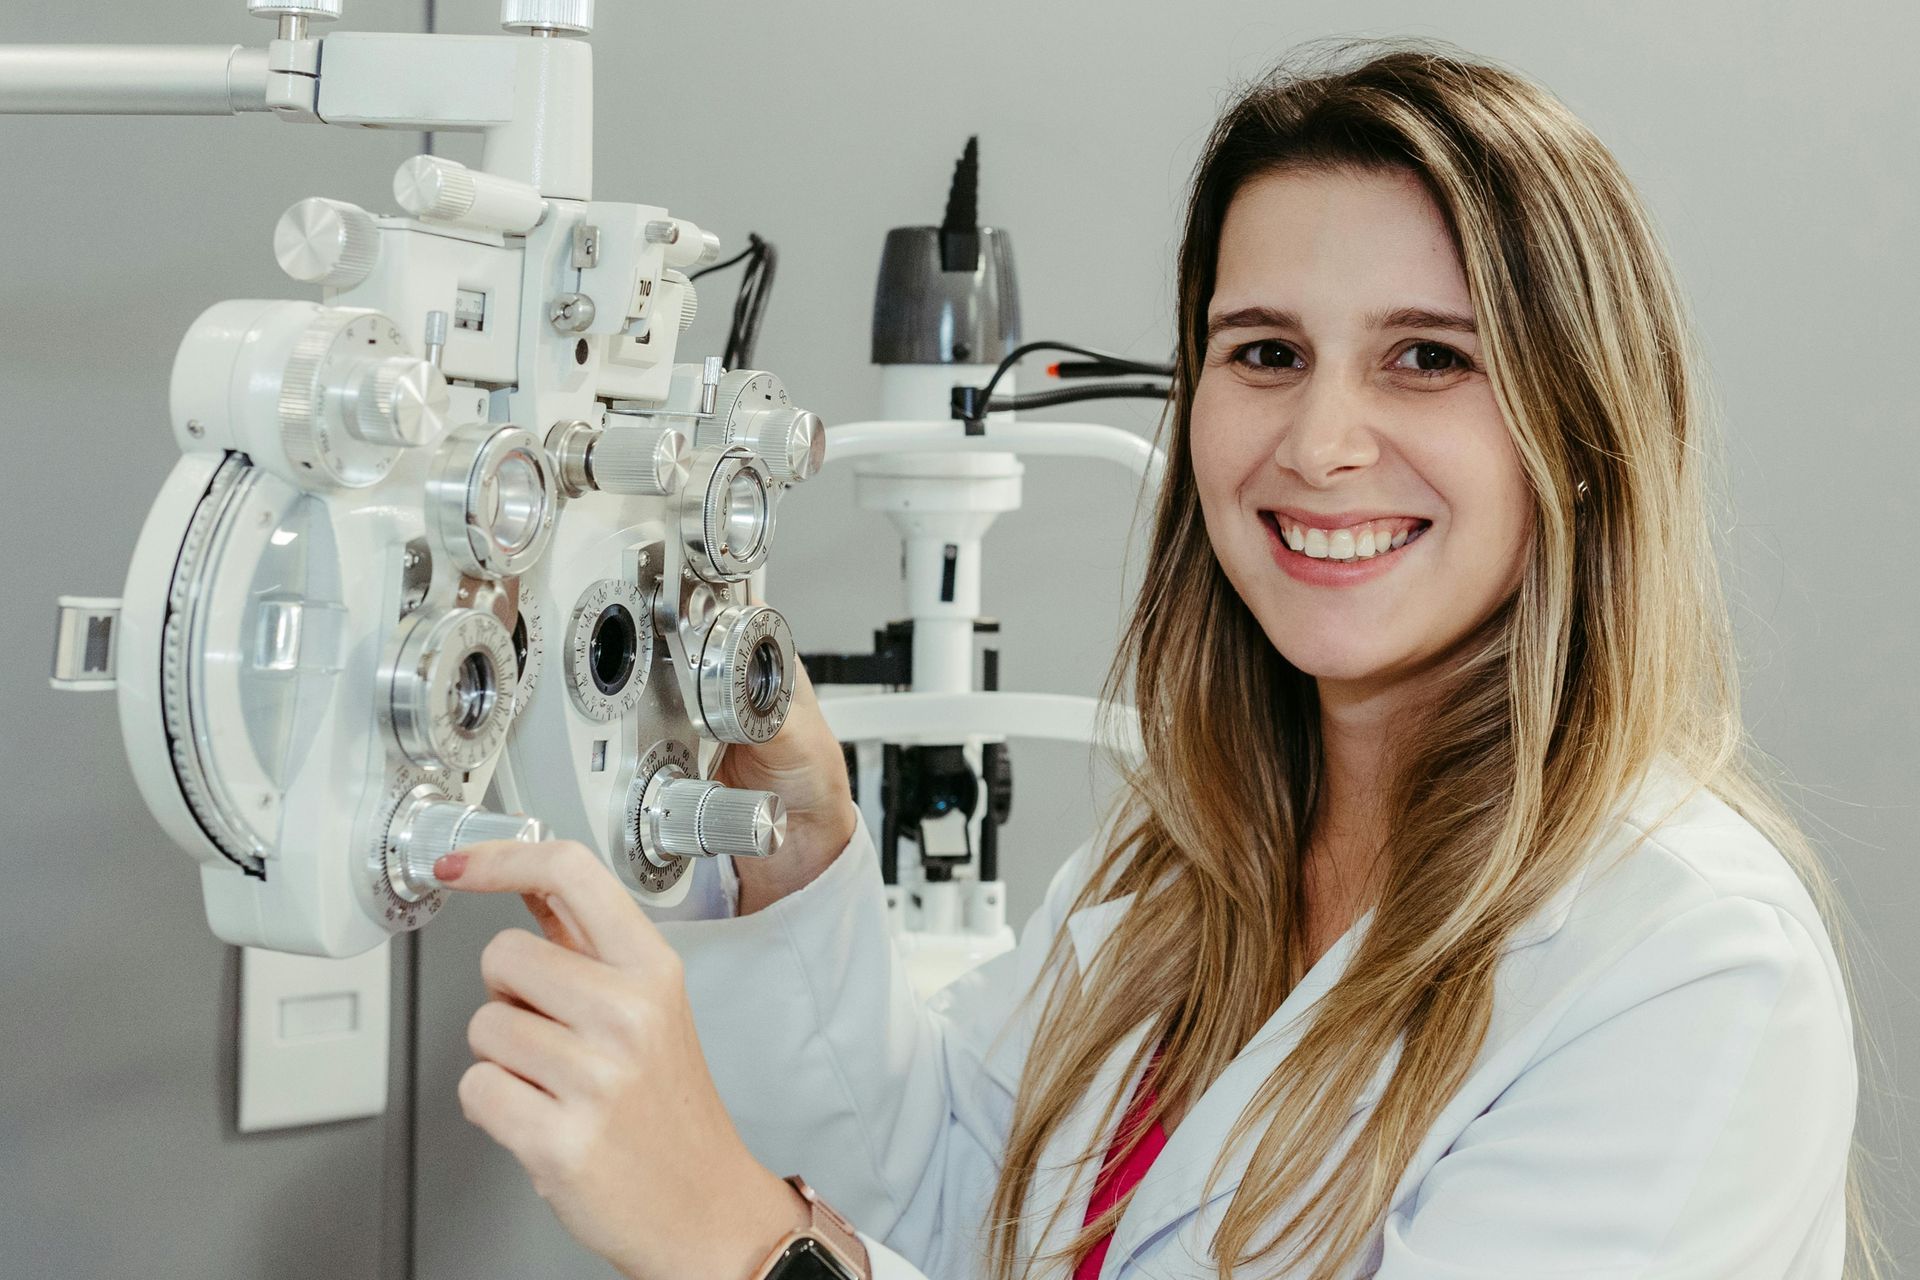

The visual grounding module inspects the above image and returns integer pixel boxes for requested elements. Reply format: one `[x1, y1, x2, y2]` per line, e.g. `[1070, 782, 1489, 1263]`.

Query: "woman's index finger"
[438, 838, 660, 968]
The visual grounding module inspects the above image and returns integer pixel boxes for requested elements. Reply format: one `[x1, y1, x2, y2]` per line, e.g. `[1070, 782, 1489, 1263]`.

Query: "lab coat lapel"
[1019, 894, 1154, 1263]
[1097, 913, 1387, 1279]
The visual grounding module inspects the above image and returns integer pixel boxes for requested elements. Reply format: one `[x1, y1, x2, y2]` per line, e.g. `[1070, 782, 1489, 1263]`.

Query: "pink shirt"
[1074, 1050, 1169, 1280]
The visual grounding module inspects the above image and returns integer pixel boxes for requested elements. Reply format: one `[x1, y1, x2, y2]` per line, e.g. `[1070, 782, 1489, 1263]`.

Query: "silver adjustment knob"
[274, 197, 378, 288]
[650, 778, 786, 861]
[500, 0, 594, 33]
[350, 355, 450, 447]
[589, 421, 691, 496]
[696, 602, 796, 745]
[662, 270, 697, 332]
[388, 795, 547, 903]
[735, 407, 825, 484]
[250, 0, 344, 18]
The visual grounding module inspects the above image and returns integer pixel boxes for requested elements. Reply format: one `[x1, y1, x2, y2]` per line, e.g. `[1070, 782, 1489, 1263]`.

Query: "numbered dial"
[280, 309, 450, 488]
[619, 739, 695, 895]
[508, 593, 545, 717]
[364, 772, 447, 932]
[428, 424, 558, 580]
[696, 602, 796, 744]
[680, 446, 777, 582]
[702, 370, 826, 485]
[383, 607, 518, 770]
[564, 578, 654, 721]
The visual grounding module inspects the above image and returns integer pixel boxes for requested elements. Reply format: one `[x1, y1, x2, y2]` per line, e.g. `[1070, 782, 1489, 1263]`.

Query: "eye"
[1229, 339, 1305, 372]
[1391, 341, 1474, 377]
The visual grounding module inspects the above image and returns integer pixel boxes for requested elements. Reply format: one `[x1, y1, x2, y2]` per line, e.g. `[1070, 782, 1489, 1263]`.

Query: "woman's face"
[1190, 165, 1533, 706]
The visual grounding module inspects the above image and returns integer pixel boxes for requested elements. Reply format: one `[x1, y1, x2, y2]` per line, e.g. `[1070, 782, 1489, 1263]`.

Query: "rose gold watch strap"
[784, 1176, 871, 1279]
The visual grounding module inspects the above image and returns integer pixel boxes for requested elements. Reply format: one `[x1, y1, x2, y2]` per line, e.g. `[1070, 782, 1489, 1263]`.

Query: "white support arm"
[0, 45, 270, 115]
[819, 691, 1143, 762]
[829, 418, 1166, 490]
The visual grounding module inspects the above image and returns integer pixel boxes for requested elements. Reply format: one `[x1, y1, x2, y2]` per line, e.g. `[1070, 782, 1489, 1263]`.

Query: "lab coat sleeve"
[658, 812, 1094, 1279]
[1375, 895, 1857, 1279]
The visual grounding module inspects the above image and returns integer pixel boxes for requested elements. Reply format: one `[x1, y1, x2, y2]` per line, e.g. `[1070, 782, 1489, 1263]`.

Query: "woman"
[436, 44, 1873, 1280]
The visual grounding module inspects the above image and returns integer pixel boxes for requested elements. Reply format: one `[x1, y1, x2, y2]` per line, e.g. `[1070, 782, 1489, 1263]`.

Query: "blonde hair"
[987, 41, 1888, 1280]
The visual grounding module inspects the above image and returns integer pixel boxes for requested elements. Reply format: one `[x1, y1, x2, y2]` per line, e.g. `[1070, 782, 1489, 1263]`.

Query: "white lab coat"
[657, 757, 1856, 1278]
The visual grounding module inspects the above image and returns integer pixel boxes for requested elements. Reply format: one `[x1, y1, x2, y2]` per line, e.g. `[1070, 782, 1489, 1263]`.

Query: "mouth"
[1260, 512, 1432, 564]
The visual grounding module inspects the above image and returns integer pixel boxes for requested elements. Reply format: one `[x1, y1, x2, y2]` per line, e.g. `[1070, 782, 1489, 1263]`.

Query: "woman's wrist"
[707, 1164, 811, 1280]
[735, 797, 859, 915]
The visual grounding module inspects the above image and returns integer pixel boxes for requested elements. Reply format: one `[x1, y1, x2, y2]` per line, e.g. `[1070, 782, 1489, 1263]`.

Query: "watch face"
[768, 1237, 855, 1280]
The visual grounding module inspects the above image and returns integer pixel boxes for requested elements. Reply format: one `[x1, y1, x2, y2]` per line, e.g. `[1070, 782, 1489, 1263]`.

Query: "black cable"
[727, 236, 776, 368]
[986, 381, 1170, 412]
[952, 340, 1173, 427]
[684, 233, 779, 369]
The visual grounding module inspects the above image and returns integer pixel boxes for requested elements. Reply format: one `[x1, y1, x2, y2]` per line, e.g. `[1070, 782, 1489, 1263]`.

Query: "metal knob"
[500, 0, 594, 34]
[736, 407, 825, 484]
[650, 778, 785, 860]
[350, 355, 450, 447]
[394, 155, 546, 235]
[390, 798, 547, 903]
[274, 197, 378, 288]
[589, 422, 691, 496]
[250, 0, 344, 18]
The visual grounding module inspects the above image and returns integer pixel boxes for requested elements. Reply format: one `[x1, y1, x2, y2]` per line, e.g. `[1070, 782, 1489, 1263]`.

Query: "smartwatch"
[751, 1176, 872, 1280]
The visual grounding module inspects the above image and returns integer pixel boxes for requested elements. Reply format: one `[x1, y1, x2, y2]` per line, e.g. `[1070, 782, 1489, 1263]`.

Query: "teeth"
[1274, 516, 1426, 562]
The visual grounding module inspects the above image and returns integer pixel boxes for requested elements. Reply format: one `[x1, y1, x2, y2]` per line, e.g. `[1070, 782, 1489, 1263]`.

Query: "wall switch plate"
[238, 942, 391, 1132]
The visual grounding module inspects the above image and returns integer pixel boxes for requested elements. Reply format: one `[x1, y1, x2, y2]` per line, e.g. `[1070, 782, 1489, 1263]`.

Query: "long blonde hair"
[987, 42, 1888, 1280]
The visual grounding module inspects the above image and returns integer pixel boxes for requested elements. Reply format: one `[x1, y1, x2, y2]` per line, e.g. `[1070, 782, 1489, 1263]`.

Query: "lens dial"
[564, 578, 653, 722]
[383, 607, 518, 770]
[680, 446, 777, 582]
[696, 602, 796, 744]
[428, 424, 558, 581]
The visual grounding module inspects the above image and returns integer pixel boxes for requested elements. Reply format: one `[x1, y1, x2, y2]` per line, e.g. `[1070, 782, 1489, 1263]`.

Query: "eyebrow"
[1205, 304, 1478, 342]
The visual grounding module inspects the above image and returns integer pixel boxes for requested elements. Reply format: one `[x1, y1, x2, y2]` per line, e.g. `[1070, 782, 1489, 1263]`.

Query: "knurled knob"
[738, 407, 826, 484]
[394, 802, 548, 900]
[352, 355, 450, 448]
[274, 197, 378, 288]
[651, 778, 785, 860]
[499, 0, 594, 33]
[250, 0, 344, 17]
[588, 422, 691, 496]
[662, 269, 697, 332]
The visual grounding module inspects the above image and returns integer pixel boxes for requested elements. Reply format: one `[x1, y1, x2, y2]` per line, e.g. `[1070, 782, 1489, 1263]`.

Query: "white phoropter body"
[31, 0, 820, 960]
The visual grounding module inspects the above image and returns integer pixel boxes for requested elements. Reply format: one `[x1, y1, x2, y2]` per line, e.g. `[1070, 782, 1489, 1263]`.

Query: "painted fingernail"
[434, 853, 468, 882]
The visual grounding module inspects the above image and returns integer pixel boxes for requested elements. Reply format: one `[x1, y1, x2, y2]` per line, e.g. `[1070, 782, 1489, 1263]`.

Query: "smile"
[1259, 512, 1432, 585]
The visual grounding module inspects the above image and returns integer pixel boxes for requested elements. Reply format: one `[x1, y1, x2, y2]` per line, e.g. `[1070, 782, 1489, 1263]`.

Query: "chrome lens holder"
[428, 423, 558, 580]
[696, 602, 796, 745]
[680, 445, 777, 582]
[382, 606, 518, 770]
[564, 577, 654, 722]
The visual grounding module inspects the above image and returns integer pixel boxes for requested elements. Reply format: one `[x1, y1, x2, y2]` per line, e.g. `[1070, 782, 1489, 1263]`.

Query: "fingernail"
[434, 853, 468, 882]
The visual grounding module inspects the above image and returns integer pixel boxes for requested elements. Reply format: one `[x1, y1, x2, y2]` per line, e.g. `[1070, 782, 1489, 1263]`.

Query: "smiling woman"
[440, 38, 1878, 1280]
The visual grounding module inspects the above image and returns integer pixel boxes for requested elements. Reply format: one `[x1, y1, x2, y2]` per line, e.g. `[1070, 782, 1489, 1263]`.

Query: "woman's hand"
[715, 659, 859, 914]
[435, 838, 807, 1280]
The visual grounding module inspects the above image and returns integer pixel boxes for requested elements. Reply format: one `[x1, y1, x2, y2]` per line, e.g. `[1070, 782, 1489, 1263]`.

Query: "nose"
[1270, 376, 1379, 485]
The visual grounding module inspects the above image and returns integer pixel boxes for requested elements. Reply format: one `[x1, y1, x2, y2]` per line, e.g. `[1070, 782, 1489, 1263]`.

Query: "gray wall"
[2, 1, 1912, 1277]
